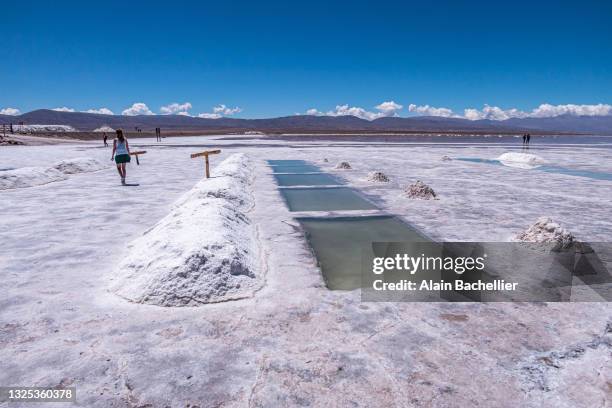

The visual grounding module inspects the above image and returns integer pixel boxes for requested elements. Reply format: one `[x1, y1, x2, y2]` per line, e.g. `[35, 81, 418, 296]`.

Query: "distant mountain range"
[2, 109, 612, 134]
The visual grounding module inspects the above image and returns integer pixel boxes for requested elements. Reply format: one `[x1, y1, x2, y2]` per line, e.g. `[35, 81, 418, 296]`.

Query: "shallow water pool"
[279, 187, 378, 212]
[274, 173, 341, 186]
[457, 157, 612, 181]
[267, 160, 310, 166]
[270, 164, 322, 173]
[298, 216, 428, 290]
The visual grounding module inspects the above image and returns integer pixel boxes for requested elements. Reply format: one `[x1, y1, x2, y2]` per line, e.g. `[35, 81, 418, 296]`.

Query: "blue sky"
[1, 0, 611, 120]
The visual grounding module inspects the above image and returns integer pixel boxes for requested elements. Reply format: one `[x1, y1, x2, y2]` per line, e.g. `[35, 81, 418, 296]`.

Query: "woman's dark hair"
[116, 129, 125, 142]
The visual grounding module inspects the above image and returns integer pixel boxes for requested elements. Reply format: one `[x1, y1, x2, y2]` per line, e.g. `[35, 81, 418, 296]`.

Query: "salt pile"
[367, 171, 390, 183]
[0, 157, 107, 190]
[496, 152, 546, 169]
[12, 124, 76, 133]
[335, 161, 352, 169]
[405, 180, 437, 200]
[110, 153, 261, 306]
[0, 167, 67, 190]
[441, 155, 452, 161]
[0, 137, 24, 145]
[53, 157, 107, 174]
[93, 125, 115, 132]
[513, 217, 575, 250]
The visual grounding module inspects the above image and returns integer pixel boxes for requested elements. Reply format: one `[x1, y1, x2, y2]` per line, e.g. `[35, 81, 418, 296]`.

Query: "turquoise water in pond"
[268, 160, 309, 166]
[271, 164, 322, 173]
[274, 173, 341, 186]
[457, 158, 502, 166]
[280, 187, 377, 211]
[270, 159, 427, 291]
[457, 158, 612, 181]
[298, 216, 428, 290]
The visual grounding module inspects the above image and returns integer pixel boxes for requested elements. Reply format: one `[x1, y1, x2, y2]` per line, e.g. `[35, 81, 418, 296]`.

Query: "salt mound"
[12, 124, 76, 133]
[367, 171, 390, 183]
[0, 137, 24, 145]
[110, 154, 261, 307]
[441, 155, 452, 161]
[0, 157, 109, 190]
[93, 125, 115, 132]
[497, 152, 545, 165]
[52, 157, 107, 174]
[405, 180, 437, 200]
[513, 217, 574, 250]
[335, 161, 352, 169]
[0, 167, 66, 190]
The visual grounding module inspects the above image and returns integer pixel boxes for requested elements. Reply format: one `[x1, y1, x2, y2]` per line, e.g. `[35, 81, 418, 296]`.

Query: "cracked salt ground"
[520, 322, 612, 405]
[0, 136, 610, 406]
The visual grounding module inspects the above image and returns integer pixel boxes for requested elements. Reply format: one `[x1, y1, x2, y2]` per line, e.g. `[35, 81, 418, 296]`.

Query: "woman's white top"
[116, 139, 128, 155]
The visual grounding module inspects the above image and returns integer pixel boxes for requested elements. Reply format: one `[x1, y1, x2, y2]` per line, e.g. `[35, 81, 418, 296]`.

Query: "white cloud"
[529, 103, 612, 118]
[122, 102, 153, 116]
[212, 104, 242, 115]
[462, 103, 612, 121]
[197, 112, 222, 119]
[160, 102, 193, 115]
[52, 107, 114, 115]
[408, 104, 457, 118]
[0, 107, 20, 115]
[197, 104, 242, 119]
[85, 108, 114, 115]
[462, 105, 527, 121]
[407, 103, 612, 121]
[305, 101, 403, 121]
[375, 101, 403, 114]
[463, 108, 483, 121]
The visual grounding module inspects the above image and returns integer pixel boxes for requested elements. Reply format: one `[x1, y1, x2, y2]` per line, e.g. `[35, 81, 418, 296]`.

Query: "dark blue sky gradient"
[2, 0, 611, 117]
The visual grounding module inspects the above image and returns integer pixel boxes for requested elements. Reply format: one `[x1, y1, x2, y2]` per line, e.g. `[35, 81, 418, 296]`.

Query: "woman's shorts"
[115, 154, 131, 164]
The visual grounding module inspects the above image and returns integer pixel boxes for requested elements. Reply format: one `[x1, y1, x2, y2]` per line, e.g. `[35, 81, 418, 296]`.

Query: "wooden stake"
[190, 149, 221, 178]
[129, 150, 147, 165]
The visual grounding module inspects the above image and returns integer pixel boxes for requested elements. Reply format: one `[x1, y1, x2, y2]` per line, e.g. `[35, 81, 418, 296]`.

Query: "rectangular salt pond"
[279, 187, 377, 212]
[268, 160, 309, 166]
[271, 164, 322, 173]
[298, 216, 428, 290]
[274, 173, 341, 186]
[457, 158, 612, 181]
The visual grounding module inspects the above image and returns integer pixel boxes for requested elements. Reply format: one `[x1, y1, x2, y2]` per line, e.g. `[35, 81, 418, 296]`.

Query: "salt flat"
[0, 135, 610, 407]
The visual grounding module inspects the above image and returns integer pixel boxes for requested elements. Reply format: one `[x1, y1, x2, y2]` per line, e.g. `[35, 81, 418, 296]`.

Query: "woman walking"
[111, 129, 131, 185]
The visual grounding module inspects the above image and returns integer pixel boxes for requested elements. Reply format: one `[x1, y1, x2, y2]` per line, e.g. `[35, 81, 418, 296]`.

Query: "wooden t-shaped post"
[130, 150, 147, 165]
[190, 149, 221, 178]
